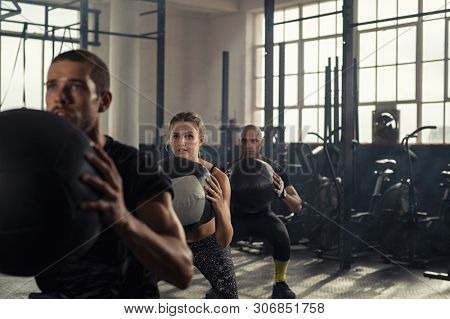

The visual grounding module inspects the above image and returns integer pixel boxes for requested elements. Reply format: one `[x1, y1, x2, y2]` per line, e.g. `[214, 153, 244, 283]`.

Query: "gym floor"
[1, 244, 449, 299]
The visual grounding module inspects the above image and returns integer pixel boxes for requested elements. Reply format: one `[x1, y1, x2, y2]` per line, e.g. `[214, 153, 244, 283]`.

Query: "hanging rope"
[58, 27, 68, 55]
[67, 27, 76, 50]
[22, 23, 28, 107]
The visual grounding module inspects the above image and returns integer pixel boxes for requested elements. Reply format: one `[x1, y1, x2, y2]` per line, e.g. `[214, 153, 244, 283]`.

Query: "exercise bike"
[424, 164, 450, 280]
[292, 130, 390, 256]
[376, 126, 437, 266]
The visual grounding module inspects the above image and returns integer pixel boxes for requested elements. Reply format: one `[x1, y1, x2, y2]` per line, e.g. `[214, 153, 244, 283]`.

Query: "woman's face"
[169, 120, 204, 161]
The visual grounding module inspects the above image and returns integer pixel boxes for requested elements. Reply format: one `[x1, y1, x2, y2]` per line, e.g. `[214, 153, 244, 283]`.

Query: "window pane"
[336, 37, 343, 63]
[285, 108, 299, 142]
[274, 24, 284, 43]
[448, 62, 450, 98]
[396, 104, 417, 143]
[448, 21, 450, 59]
[273, 109, 279, 126]
[256, 78, 264, 107]
[304, 41, 319, 73]
[320, 1, 337, 14]
[304, 73, 319, 106]
[318, 72, 326, 106]
[319, 1, 336, 36]
[319, 38, 336, 71]
[0, 21, 23, 33]
[1, 37, 24, 109]
[337, 8, 343, 34]
[253, 109, 278, 127]
[285, 7, 299, 21]
[256, 47, 265, 77]
[302, 108, 318, 142]
[422, 61, 444, 102]
[423, 0, 446, 19]
[398, 26, 416, 64]
[302, 4, 319, 38]
[357, 0, 376, 24]
[336, 70, 343, 102]
[43, 41, 54, 85]
[273, 76, 279, 107]
[285, 75, 298, 106]
[25, 39, 43, 109]
[273, 45, 279, 76]
[320, 15, 336, 37]
[398, 0, 418, 23]
[274, 10, 284, 23]
[303, 18, 319, 39]
[377, 29, 397, 66]
[331, 106, 342, 136]
[285, 43, 298, 75]
[358, 105, 375, 143]
[49, 8, 80, 38]
[423, 19, 445, 61]
[446, 103, 450, 143]
[284, 21, 299, 41]
[397, 64, 416, 100]
[359, 67, 376, 102]
[359, 31, 376, 67]
[254, 110, 264, 127]
[303, 3, 318, 17]
[0, 3, 44, 33]
[422, 103, 444, 143]
[377, 66, 396, 101]
[17, 3, 45, 34]
[377, 0, 397, 28]
[318, 107, 325, 138]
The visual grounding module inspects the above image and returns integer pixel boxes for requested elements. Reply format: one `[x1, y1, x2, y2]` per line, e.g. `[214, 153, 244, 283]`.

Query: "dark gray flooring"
[1, 245, 449, 299]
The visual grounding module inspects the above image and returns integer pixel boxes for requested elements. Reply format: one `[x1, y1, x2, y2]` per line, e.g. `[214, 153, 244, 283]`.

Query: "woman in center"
[167, 112, 238, 298]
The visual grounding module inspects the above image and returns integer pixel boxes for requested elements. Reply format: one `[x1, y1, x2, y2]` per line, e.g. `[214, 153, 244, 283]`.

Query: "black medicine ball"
[230, 157, 275, 214]
[0, 109, 102, 276]
[160, 156, 214, 232]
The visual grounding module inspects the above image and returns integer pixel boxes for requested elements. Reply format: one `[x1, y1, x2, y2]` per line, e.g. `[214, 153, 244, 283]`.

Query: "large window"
[357, 0, 450, 143]
[0, 1, 80, 111]
[254, 0, 342, 143]
[254, 0, 450, 144]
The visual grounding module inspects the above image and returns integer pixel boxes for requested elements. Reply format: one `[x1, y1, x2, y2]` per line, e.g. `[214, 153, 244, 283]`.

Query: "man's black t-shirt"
[35, 136, 172, 298]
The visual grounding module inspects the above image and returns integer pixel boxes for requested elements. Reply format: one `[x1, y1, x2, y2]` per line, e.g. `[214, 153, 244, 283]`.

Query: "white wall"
[165, 9, 209, 120]
[138, 6, 254, 144]
[90, 1, 256, 145]
[204, 12, 250, 130]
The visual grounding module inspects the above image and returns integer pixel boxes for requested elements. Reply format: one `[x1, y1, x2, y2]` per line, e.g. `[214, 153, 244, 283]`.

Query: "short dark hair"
[51, 49, 110, 93]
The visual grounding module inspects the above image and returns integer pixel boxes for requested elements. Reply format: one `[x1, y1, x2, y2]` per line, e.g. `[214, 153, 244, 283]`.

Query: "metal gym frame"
[0, 0, 166, 145]
[264, 0, 450, 270]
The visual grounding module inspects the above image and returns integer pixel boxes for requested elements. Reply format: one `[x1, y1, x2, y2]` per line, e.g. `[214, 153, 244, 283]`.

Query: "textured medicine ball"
[230, 157, 275, 214]
[160, 157, 214, 232]
[0, 109, 102, 276]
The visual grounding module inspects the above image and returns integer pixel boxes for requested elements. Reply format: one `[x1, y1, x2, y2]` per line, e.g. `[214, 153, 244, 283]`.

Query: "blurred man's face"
[241, 128, 263, 158]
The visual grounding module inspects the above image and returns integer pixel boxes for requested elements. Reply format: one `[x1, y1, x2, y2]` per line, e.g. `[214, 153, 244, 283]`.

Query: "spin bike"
[424, 164, 450, 280]
[376, 126, 437, 266]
